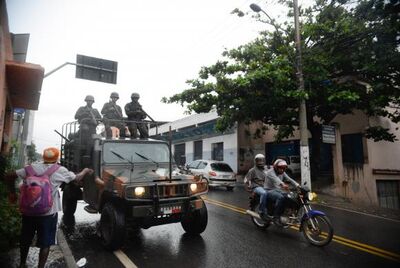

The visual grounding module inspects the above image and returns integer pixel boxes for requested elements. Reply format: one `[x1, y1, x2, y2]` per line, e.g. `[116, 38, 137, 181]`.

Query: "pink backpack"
[19, 164, 60, 216]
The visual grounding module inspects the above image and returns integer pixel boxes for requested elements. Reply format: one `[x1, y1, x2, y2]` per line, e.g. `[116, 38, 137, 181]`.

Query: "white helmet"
[274, 159, 288, 167]
[254, 154, 265, 168]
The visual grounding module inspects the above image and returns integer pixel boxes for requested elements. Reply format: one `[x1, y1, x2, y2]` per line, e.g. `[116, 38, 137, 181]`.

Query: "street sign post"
[44, 55, 118, 84]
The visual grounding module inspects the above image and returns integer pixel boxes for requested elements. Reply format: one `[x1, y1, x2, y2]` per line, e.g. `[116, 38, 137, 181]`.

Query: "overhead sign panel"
[75, 54, 118, 84]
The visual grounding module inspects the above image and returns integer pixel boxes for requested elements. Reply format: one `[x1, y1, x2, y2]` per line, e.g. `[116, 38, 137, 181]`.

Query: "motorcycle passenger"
[265, 159, 300, 226]
[244, 154, 270, 221]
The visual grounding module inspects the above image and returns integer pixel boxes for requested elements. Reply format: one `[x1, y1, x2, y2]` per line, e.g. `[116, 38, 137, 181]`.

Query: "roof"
[6, 60, 44, 110]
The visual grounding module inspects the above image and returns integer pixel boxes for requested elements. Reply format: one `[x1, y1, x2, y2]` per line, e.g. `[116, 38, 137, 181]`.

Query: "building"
[150, 110, 400, 210]
[0, 0, 44, 156]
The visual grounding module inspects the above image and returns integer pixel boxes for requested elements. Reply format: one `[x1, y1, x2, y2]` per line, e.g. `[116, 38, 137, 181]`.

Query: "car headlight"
[135, 187, 145, 197]
[190, 183, 198, 192]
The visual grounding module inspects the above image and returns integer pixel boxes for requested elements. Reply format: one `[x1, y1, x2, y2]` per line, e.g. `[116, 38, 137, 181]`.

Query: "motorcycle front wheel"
[251, 203, 271, 230]
[302, 215, 333, 247]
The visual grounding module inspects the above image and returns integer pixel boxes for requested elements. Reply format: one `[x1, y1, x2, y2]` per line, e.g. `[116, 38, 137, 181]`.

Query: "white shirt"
[16, 163, 76, 216]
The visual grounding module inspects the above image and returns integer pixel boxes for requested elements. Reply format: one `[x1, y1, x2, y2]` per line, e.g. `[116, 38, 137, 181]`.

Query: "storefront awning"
[6, 60, 44, 110]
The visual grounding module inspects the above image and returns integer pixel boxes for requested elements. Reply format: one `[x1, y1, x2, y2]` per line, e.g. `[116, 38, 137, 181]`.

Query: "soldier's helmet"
[131, 93, 140, 99]
[110, 92, 119, 99]
[84, 95, 95, 102]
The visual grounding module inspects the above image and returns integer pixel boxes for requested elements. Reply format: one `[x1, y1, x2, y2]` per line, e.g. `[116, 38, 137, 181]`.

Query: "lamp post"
[250, 2, 311, 189]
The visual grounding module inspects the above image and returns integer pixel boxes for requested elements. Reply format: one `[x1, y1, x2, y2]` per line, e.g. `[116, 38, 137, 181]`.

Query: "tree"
[163, 0, 400, 178]
[26, 142, 38, 164]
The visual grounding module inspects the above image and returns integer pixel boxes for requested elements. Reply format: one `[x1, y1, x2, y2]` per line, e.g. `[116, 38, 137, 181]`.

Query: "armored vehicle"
[59, 120, 209, 250]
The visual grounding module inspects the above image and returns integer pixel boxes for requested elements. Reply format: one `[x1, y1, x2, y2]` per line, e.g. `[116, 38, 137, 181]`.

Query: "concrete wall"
[0, 0, 14, 152]
[328, 111, 400, 207]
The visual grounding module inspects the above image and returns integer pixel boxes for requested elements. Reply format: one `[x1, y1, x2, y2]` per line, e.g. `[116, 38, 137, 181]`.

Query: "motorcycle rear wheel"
[251, 204, 271, 230]
[302, 215, 333, 247]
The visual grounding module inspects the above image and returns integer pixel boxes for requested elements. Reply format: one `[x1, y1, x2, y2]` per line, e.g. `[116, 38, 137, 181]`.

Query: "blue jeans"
[253, 186, 268, 214]
[267, 189, 287, 217]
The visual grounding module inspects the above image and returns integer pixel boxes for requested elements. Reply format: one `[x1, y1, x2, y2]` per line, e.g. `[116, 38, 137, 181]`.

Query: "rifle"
[54, 129, 70, 142]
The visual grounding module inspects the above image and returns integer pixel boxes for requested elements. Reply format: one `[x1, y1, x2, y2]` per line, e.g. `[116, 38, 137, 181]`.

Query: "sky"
[6, 0, 291, 152]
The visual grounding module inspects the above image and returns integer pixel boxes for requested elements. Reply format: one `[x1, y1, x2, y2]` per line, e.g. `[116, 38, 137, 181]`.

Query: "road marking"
[314, 203, 400, 223]
[114, 250, 138, 268]
[204, 197, 400, 263]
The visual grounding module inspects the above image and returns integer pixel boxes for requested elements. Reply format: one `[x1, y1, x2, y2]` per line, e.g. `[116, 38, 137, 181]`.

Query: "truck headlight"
[190, 183, 198, 192]
[135, 187, 145, 197]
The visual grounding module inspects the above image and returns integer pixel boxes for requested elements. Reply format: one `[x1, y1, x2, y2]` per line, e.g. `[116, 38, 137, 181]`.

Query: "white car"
[185, 160, 236, 191]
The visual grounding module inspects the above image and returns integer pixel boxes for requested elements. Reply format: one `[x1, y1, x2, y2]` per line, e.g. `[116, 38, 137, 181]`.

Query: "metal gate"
[376, 180, 400, 210]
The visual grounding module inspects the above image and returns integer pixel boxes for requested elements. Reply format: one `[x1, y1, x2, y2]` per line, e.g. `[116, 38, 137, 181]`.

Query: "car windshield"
[210, 163, 233, 172]
[103, 142, 170, 164]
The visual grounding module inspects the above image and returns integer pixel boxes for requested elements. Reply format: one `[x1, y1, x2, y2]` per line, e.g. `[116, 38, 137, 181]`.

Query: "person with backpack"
[6, 147, 93, 268]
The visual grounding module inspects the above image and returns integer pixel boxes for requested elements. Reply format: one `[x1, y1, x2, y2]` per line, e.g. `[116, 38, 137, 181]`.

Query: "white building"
[150, 111, 239, 173]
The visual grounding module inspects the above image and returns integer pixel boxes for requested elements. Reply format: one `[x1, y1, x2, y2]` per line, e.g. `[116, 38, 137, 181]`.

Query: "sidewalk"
[0, 230, 70, 268]
[313, 191, 400, 222]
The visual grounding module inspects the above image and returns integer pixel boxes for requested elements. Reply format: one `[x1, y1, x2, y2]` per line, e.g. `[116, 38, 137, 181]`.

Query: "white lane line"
[314, 203, 400, 223]
[114, 250, 138, 268]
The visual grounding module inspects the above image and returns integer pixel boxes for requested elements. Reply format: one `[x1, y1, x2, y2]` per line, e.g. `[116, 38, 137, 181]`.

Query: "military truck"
[59, 120, 209, 250]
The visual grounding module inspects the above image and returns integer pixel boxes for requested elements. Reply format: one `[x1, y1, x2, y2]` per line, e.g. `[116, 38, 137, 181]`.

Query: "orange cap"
[43, 147, 60, 163]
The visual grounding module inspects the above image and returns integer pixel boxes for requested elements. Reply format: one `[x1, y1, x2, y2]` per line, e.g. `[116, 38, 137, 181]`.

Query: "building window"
[212, 142, 223, 161]
[194, 140, 203, 160]
[341, 133, 364, 164]
[376, 180, 400, 210]
[174, 143, 186, 166]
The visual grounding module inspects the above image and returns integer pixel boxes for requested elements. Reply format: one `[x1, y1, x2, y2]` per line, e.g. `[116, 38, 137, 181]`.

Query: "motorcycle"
[246, 184, 334, 247]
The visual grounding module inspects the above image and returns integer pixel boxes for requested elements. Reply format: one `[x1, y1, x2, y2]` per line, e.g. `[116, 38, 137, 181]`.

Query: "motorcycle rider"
[244, 154, 270, 221]
[265, 158, 300, 226]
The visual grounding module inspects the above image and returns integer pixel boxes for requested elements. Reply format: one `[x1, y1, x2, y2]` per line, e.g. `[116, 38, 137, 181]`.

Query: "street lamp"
[250, 2, 311, 189]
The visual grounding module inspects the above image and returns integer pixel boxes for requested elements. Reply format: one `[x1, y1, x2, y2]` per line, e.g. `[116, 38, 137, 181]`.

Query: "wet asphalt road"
[63, 186, 400, 268]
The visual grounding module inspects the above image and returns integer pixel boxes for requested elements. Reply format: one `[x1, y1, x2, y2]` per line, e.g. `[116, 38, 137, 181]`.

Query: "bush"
[0, 154, 21, 251]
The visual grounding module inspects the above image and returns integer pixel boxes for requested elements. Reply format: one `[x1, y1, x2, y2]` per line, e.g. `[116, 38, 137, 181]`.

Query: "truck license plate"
[161, 205, 181, 214]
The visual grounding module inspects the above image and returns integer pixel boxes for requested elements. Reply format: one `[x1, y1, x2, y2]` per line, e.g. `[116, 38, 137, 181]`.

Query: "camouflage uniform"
[74, 95, 102, 154]
[125, 93, 148, 139]
[101, 92, 126, 138]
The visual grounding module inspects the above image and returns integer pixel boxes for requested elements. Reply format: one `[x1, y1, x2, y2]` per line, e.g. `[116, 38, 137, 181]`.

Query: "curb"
[57, 228, 77, 268]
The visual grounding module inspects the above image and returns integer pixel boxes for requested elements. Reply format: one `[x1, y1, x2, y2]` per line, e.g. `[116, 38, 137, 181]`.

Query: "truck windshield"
[103, 142, 170, 164]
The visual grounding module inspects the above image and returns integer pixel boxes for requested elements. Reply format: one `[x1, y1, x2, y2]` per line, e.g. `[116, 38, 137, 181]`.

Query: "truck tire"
[100, 203, 126, 250]
[62, 184, 78, 218]
[181, 200, 208, 235]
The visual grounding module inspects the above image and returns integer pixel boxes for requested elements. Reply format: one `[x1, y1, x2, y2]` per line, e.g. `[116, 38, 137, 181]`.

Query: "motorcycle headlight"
[307, 192, 317, 201]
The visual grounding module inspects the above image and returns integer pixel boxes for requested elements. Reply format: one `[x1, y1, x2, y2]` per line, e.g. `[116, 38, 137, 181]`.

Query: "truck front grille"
[153, 184, 188, 198]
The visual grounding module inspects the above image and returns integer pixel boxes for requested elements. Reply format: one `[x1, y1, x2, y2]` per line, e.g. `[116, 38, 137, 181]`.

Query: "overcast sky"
[6, 0, 292, 152]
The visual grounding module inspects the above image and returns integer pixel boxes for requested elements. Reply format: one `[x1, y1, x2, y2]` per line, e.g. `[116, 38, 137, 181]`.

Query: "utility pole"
[293, 0, 311, 189]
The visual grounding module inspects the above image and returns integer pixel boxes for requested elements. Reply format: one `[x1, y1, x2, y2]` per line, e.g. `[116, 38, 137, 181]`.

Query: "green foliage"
[26, 142, 38, 164]
[364, 126, 398, 142]
[163, 0, 400, 142]
[0, 154, 21, 251]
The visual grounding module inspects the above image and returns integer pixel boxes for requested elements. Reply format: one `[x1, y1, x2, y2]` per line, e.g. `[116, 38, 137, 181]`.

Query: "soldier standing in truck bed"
[101, 92, 126, 139]
[74, 95, 102, 152]
[125, 92, 149, 139]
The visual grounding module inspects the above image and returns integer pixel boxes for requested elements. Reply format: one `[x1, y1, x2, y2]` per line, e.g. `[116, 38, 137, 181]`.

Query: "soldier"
[74, 95, 102, 152]
[125, 92, 149, 139]
[101, 92, 126, 139]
